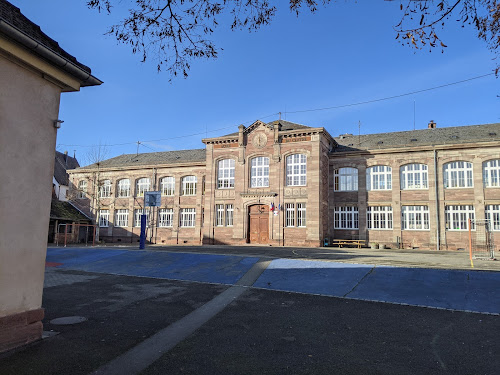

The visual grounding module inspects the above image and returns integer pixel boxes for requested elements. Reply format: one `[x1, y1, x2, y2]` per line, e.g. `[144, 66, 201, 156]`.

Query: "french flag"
[270, 203, 274, 211]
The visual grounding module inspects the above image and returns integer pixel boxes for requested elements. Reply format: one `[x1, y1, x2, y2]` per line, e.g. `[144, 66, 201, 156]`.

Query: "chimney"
[64, 150, 68, 165]
[428, 120, 436, 129]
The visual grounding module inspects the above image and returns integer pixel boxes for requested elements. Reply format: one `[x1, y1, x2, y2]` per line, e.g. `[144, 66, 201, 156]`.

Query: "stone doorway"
[248, 204, 269, 244]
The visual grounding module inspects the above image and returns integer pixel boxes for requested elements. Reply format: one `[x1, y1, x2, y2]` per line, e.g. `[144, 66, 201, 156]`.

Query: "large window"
[285, 203, 307, 227]
[366, 166, 392, 191]
[99, 179, 112, 198]
[486, 205, 500, 231]
[77, 180, 87, 199]
[215, 204, 234, 227]
[400, 164, 428, 190]
[285, 204, 295, 227]
[180, 208, 196, 227]
[402, 206, 429, 230]
[483, 160, 500, 188]
[443, 161, 473, 188]
[250, 157, 269, 188]
[99, 209, 109, 227]
[217, 159, 235, 189]
[334, 206, 359, 229]
[115, 209, 129, 227]
[215, 204, 224, 226]
[367, 206, 393, 230]
[158, 208, 173, 227]
[117, 179, 130, 197]
[334, 167, 358, 191]
[286, 154, 307, 186]
[182, 176, 197, 196]
[445, 205, 475, 231]
[134, 209, 149, 227]
[160, 177, 175, 196]
[136, 178, 150, 197]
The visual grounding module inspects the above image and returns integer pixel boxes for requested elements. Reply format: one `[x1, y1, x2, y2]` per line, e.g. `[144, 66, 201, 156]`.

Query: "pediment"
[244, 120, 273, 135]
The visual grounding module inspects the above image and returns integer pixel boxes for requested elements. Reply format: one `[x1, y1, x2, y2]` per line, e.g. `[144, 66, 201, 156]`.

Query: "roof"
[223, 120, 313, 137]
[50, 199, 91, 222]
[77, 149, 207, 170]
[333, 123, 500, 152]
[54, 151, 80, 185]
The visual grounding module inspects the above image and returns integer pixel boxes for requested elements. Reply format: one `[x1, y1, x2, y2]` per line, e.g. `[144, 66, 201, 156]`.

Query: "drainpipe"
[434, 149, 440, 250]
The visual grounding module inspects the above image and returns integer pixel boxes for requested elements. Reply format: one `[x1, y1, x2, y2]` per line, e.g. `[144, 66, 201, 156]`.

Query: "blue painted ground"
[253, 259, 500, 314]
[46, 247, 259, 285]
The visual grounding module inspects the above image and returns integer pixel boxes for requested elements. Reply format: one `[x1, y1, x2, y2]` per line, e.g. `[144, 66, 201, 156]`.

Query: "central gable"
[244, 120, 273, 135]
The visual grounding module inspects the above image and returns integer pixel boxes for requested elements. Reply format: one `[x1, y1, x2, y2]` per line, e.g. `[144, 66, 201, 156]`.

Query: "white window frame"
[117, 179, 130, 198]
[366, 166, 392, 191]
[158, 208, 173, 227]
[180, 208, 196, 227]
[334, 206, 359, 229]
[99, 209, 109, 227]
[483, 160, 500, 188]
[286, 154, 307, 186]
[115, 209, 129, 227]
[136, 178, 150, 197]
[401, 206, 430, 230]
[217, 159, 235, 189]
[367, 206, 393, 230]
[443, 161, 473, 188]
[297, 203, 306, 227]
[250, 157, 270, 188]
[285, 203, 295, 227]
[99, 179, 112, 198]
[134, 208, 150, 227]
[445, 205, 475, 231]
[225, 204, 234, 227]
[400, 164, 428, 190]
[334, 167, 358, 191]
[160, 177, 175, 196]
[182, 176, 197, 196]
[77, 180, 87, 199]
[215, 204, 224, 226]
[486, 205, 500, 231]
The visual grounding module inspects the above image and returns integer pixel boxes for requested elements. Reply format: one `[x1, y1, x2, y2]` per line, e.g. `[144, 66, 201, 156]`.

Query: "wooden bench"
[331, 239, 366, 249]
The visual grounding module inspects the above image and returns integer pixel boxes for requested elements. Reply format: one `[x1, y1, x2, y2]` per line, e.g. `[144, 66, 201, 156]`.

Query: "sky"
[13, 0, 499, 165]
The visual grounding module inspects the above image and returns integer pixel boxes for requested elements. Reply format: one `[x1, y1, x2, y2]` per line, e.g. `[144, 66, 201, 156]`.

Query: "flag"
[270, 203, 274, 211]
[278, 203, 282, 211]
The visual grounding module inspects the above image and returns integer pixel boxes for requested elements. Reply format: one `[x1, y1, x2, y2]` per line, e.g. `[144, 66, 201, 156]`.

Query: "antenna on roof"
[279, 111, 282, 121]
[136, 141, 140, 156]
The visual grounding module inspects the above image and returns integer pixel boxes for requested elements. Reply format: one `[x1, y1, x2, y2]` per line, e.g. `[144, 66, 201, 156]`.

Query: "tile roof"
[50, 199, 91, 222]
[333, 123, 500, 152]
[0, 0, 91, 73]
[223, 120, 313, 137]
[78, 149, 207, 170]
[54, 151, 80, 185]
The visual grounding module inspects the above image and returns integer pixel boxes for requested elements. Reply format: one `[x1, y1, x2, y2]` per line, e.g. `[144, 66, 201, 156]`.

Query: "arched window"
[286, 154, 307, 186]
[250, 157, 269, 188]
[136, 177, 150, 197]
[99, 179, 112, 198]
[483, 160, 500, 187]
[366, 166, 392, 191]
[217, 159, 235, 188]
[182, 175, 197, 195]
[117, 179, 130, 197]
[334, 167, 358, 191]
[160, 176, 175, 196]
[443, 161, 473, 188]
[400, 164, 428, 190]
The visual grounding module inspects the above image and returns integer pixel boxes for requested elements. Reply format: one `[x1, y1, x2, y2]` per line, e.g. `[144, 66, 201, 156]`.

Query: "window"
[285, 204, 295, 227]
[297, 203, 306, 227]
[366, 166, 392, 190]
[115, 209, 129, 227]
[483, 160, 500, 188]
[215, 204, 234, 227]
[334, 206, 359, 229]
[367, 206, 393, 230]
[400, 164, 428, 190]
[286, 154, 307, 186]
[77, 180, 87, 199]
[182, 176, 197, 196]
[285, 203, 307, 227]
[486, 205, 500, 231]
[117, 179, 130, 197]
[158, 208, 173, 227]
[445, 205, 475, 231]
[99, 179, 112, 198]
[402, 206, 429, 230]
[160, 177, 175, 196]
[215, 204, 225, 226]
[250, 157, 269, 188]
[99, 209, 109, 227]
[334, 167, 358, 191]
[225, 204, 234, 227]
[134, 209, 150, 227]
[180, 208, 196, 227]
[217, 159, 235, 189]
[136, 178, 150, 197]
[443, 161, 473, 188]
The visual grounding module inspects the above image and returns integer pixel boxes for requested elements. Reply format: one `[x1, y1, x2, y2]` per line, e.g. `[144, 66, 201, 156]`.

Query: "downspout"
[434, 149, 440, 251]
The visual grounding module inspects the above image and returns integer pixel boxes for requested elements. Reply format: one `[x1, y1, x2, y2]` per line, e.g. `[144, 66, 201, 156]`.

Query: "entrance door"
[248, 205, 269, 244]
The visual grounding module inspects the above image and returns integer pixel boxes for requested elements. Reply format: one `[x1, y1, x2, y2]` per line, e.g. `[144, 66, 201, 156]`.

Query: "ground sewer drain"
[50, 316, 87, 325]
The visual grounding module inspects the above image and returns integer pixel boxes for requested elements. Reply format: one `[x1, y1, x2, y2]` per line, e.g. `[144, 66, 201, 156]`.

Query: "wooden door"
[248, 205, 269, 244]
